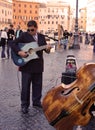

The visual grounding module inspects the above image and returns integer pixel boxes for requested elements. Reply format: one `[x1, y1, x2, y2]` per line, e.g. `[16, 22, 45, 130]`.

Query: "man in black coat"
[10, 20, 51, 114]
[7, 24, 15, 41]
[63, 30, 69, 49]
[7, 24, 15, 58]
[15, 25, 23, 38]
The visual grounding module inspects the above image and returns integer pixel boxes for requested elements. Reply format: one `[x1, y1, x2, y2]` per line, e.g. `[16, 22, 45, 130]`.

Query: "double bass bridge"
[74, 92, 83, 104]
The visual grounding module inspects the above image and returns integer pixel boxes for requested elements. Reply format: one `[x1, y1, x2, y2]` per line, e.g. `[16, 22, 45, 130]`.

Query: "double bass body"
[42, 63, 95, 130]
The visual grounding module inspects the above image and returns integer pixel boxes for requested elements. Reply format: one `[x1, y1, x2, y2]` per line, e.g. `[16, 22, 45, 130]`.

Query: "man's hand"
[46, 44, 51, 51]
[45, 44, 52, 53]
[18, 51, 28, 58]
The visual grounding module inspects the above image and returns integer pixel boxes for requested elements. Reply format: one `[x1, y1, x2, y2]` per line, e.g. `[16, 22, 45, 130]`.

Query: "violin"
[42, 63, 95, 130]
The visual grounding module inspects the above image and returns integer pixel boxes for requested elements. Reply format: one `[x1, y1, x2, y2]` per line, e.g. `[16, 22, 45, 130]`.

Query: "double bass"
[42, 63, 95, 130]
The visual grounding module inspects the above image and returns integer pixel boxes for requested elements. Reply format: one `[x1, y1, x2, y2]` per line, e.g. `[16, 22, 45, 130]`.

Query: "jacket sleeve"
[9, 33, 24, 54]
[41, 34, 50, 54]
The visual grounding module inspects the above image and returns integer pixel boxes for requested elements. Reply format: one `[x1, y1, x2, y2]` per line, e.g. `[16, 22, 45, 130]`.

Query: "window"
[48, 21, 50, 24]
[14, 21, 16, 24]
[30, 5, 32, 8]
[35, 5, 38, 8]
[5, 10, 7, 16]
[2, 9, 4, 14]
[19, 4, 21, 7]
[13, 15, 16, 19]
[47, 15, 51, 19]
[5, 19, 7, 23]
[24, 10, 26, 13]
[48, 8, 50, 13]
[35, 11, 37, 14]
[56, 21, 58, 24]
[52, 9, 54, 13]
[24, 4, 26, 8]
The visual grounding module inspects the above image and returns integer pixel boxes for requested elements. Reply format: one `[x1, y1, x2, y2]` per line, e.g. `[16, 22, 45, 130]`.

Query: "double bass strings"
[67, 84, 95, 114]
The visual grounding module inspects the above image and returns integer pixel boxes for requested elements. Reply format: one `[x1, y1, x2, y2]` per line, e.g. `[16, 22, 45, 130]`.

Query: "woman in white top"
[1, 27, 8, 59]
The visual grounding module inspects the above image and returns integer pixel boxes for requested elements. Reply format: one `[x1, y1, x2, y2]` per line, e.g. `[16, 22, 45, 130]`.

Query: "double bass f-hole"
[61, 86, 83, 104]
[61, 86, 79, 95]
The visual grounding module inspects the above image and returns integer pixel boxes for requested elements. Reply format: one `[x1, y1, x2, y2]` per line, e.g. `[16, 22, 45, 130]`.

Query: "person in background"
[0, 27, 8, 59]
[0, 30, 3, 41]
[85, 33, 90, 45]
[63, 30, 69, 49]
[93, 34, 95, 53]
[15, 25, 23, 38]
[9, 20, 51, 114]
[7, 24, 15, 59]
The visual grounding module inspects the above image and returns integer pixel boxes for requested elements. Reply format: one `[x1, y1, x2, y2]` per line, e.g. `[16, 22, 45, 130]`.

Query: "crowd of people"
[0, 23, 95, 59]
[59, 30, 95, 52]
[0, 24, 23, 59]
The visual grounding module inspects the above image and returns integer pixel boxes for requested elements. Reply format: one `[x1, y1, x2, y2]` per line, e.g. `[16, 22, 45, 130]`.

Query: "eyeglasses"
[27, 29, 35, 32]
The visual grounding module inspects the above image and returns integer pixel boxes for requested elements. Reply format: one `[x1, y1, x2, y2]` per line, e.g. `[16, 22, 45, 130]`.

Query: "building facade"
[78, 7, 86, 32]
[38, 1, 70, 34]
[12, 0, 40, 30]
[0, 0, 92, 34]
[0, 0, 12, 29]
[86, 0, 95, 32]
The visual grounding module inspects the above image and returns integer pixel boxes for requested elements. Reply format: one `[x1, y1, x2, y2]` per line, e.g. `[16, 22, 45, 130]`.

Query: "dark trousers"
[1, 45, 6, 58]
[21, 71, 42, 108]
[6, 44, 10, 58]
[1, 44, 10, 58]
[93, 43, 95, 53]
[1, 38, 6, 58]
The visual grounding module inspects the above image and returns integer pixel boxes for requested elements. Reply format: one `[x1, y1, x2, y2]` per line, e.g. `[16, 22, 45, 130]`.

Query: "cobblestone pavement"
[0, 43, 95, 130]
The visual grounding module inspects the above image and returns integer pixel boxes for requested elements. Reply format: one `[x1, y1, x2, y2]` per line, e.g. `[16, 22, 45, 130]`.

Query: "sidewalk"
[0, 43, 95, 130]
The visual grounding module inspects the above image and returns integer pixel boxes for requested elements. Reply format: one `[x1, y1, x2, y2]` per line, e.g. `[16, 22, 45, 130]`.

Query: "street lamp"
[73, 0, 80, 49]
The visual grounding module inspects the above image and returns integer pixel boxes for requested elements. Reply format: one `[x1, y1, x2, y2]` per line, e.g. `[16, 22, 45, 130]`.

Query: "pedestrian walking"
[85, 33, 90, 45]
[63, 30, 69, 49]
[7, 24, 15, 59]
[0, 27, 8, 59]
[15, 25, 23, 38]
[9, 20, 51, 114]
[0, 29, 2, 41]
[92, 34, 95, 53]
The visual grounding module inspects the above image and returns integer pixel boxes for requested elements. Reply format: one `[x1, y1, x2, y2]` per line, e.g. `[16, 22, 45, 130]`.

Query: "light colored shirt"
[16, 30, 20, 38]
[1, 31, 8, 39]
[33, 33, 38, 42]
